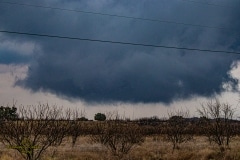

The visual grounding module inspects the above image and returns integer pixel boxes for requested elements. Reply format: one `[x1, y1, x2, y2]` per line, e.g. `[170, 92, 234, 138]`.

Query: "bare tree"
[0, 104, 71, 160]
[164, 110, 193, 152]
[90, 119, 144, 159]
[68, 109, 90, 147]
[198, 99, 236, 150]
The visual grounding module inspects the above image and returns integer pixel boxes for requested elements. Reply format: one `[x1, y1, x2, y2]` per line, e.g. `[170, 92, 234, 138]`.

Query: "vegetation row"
[0, 99, 239, 160]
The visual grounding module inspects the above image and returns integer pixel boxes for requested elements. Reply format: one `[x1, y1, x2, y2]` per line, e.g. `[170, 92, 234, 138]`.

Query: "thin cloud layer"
[1, 0, 240, 103]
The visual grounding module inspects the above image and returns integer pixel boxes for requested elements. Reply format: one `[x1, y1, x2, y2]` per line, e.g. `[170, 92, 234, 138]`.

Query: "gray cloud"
[1, 0, 240, 103]
[0, 37, 37, 64]
[0, 50, 31, 64]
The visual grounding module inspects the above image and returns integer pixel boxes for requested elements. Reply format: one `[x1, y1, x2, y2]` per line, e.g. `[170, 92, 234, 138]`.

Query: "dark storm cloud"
[0, 50, 31, 64]
[1, 0, 240, 103]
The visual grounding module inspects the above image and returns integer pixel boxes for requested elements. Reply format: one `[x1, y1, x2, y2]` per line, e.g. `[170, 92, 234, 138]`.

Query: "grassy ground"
[1, 136, 240, 160]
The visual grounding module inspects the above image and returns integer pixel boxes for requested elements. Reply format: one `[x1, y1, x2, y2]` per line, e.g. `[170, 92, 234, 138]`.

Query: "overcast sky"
[1, 0, 240, 119]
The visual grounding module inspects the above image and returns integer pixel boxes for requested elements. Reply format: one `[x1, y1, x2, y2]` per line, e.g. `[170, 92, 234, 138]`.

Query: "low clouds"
[0, 35, 39, 64]
[1, 0, 240, 103]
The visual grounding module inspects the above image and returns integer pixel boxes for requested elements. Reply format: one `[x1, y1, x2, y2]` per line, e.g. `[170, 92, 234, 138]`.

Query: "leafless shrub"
[90, 120, 144, 159]
[197, 99, 236, 150]
[0, 104, 71, 160]
[164, 110, 193, 152]
[68, 109, 90, 147]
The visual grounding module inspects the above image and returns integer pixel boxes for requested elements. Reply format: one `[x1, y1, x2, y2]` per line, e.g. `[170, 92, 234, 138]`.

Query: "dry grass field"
[0, 103, 238, 160]
[1, 136, 240, 160]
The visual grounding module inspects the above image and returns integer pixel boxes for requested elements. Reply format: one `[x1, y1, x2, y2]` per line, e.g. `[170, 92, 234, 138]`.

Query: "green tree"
[94, 113, 106, 121]
[0, 106, 18, 120]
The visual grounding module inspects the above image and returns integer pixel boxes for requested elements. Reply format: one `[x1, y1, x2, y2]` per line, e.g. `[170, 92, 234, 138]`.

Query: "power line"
[0, 30, 239, 55]
[0, 1, 233, 32]
[180, 0, 234, 9]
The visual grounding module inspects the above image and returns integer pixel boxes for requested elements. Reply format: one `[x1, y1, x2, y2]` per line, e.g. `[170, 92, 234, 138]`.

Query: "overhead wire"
[0, 1, 238, 55]
[0, 30, 239, 55]
[180, 0, 235, 9]
[0, 1, 234, 32]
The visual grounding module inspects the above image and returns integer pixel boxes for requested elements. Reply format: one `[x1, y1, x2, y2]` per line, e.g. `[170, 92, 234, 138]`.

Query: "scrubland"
[0, 100, 239, 160]
[1, 135, 240, 160]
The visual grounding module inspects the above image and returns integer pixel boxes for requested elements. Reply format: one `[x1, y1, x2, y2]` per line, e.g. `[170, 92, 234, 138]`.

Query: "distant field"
[1, 136, 240, 160]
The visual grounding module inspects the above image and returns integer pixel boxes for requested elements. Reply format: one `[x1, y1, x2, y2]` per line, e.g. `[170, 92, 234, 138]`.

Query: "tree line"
[0, 99, 239, 160]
